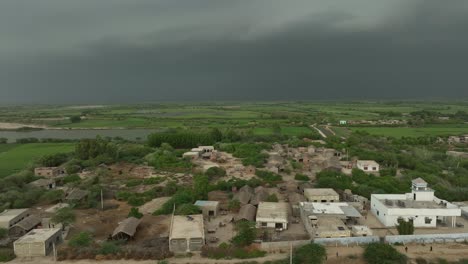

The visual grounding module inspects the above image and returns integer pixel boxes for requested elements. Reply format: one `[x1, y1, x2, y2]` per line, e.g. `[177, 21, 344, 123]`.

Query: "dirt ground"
[204, 214, 236, 246]
[138, 197, 171, 214]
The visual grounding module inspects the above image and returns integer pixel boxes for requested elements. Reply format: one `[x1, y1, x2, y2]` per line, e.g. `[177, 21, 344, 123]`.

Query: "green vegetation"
[231, 221, 257, 247]
[52, 207, 76, 226]
[294, 173, 309, 181]
[69, 232, 93, 247]
[98, 241, 121, 255]
[293, 243, 326, 264]
[0, 228, 7, 239]
[0, 143, 74, 177]
[364, 243, 407, 264]
[128, 207, 143, 219]
[255, 170, 282, 185]
[266, 194, 279, 202]
[220, 143, 269, 167]
[0, 248, 15, 262]
[351, 125, 468, 138]
[397, 218, 415, 235]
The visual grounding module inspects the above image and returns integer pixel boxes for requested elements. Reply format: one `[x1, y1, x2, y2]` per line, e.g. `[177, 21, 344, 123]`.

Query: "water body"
[0, 129, 159, 143]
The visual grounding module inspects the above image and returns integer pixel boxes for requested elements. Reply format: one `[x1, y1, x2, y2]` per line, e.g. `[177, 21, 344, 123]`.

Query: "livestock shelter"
[112, 217, 141, 240]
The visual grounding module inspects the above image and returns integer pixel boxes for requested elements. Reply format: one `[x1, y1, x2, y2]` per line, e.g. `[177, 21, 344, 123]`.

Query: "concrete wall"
[0, 210, 30, 229]
[260, 240, 311, 252]
[313, 236, 380, 246]
[385, 233, 468, 244]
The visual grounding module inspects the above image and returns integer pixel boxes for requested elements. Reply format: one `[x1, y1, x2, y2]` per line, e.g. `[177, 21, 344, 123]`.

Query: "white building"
[356, 160, 380, 173]
[256, 202, 288, 230]
[371, 178, 461, 227]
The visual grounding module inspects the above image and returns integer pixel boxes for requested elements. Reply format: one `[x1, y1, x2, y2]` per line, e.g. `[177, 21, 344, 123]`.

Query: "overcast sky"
[1, 0, 468, 104]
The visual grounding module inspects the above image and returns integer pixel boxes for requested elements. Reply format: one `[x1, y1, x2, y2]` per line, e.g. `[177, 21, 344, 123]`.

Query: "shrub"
[174, 203, 201, 215]
[397, 218, 414, 235]
[205, 167, 226, 180]
[128, 207, 143, 219]
[232, 221, 257, 247]
[98, 241, 121, 255]
[52, 207, 76, 226]
[294, 173, 309, 181]
[229, 199, 241, 212]
[293, 243, 326, 264]
[364, 243, 407, 264]
[63, 174, 81, 184]
[0, 248, 15, 262]
[266, 194, 279, 202]
[0, 228, 7, 239]
[69, 232, 93, 247]
[255, 170, 282, 184]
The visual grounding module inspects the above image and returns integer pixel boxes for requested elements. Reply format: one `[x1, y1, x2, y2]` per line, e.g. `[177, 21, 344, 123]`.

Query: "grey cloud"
[1, 0, 468, 104]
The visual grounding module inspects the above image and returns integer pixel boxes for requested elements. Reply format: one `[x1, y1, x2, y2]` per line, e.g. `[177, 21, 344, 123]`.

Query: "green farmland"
[350, 125, 468, 138]
[0, 143, 75, 177]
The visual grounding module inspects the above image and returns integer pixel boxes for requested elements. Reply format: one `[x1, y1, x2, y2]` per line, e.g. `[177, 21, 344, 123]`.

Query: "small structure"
[29, 178, 56, 190]
[339, 120, 347, 125]
[351, 225, 373, 237]
[9, 215, 42, 237]
[288, 193, 306, 217]
[112, 217, 141, 240]
[235, 204, 257, 222]
[207, 191, 230, 211]
[234, 185, 254, 205]
[256, 202, 289, 230]
[304, 188, 339, 203]
[370, 178, 461, 227]
[313, 216, 351, 238]
[194, 200, 219, 218]
[183, 151, 199, 159]
[64, 189, 89, 203]
[0, 209, 30, 229]
[356, 160, 380, 173]
[34, 167, 64, 178]
[169, 215, 205, 253]
[250, 187, 269, 206]
[13, 228, 62, 257]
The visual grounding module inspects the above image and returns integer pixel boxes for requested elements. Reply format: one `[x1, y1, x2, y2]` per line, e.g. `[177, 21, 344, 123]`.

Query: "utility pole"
[53, 242, 57, 262]
[290, 242, 293, 264]
[101, 189, 104, 210]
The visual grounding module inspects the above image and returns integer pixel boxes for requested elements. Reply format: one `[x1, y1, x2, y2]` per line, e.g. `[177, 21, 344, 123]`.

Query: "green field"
[350, 126, 468, 138]
[252, 126, 314, 136]
[0, 143, 75, 177]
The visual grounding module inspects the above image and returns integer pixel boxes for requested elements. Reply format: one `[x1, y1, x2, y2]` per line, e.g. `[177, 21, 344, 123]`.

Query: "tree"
[228, 199, 241, 212]
[174, 204, 201, 215]
[210, 128, 223, 142]
[128, 207, 143, 219]
[69, 232, 93, 247]
[231, 221, 257, 247]
[70, 115, 81, 123]
[293, 243, 326, 264]
[364, 243, 407, 264]
[39, 153, 69, 167]
[205, 167, 226, 180]
[193, 174, 209, 200]
[52, 207, 76, 226]
[397, 218, 414, 235]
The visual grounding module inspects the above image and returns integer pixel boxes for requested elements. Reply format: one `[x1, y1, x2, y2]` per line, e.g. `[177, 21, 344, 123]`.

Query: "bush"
[229, 199, 241, 212]
[98, 241, 121, 255]
[293, 243, 326, 264]
[174, 203, 201, 215]
[294, 173, 309, 181]
[52, 207, 76, 226]
[364, 243, 407, 264]
[232, 221, 257, 247]
[128, 207, 143, 219]
[266, 194, 279, 202]
[205, 167, 226, 180]
[0, 228, 7, 239]
[63, 174, 81, 184]
[255, 170, 282, 184]
[397, 218, 414, 235]
[0, 248, 15, 262]
[69, 232, 93, 247]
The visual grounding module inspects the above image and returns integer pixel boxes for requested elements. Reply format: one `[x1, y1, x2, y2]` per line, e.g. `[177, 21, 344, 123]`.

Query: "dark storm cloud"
[1, 0, 468, 104]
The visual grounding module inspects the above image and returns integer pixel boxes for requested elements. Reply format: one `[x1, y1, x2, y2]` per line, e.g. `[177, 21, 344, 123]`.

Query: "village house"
[255, 202, 289, 231]
[34, 167, 65, 178]
[29, 178, 56, 190]
[194, 200, 219, 218]
[304, 188, 340, 203]
[356, 160, 380, 173]
[370, 178, 461, 227]
[0, 209, 30, 229]
[13, 228, 62, 257]
[299, 202, 362, 238]
[169, 215, 205, 253]
[234, 204, 257, 222]
[9, 215, 42, 237]
[448, 135, 468, 144]
[64, 189, 89, 204]
[112, 217, 141, 240]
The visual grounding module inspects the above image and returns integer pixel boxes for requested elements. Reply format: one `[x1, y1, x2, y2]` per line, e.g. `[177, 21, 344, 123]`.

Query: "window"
[321, 200, 327, 203]
[377, 210, 379, 216]
[425, 217, 432, 224]
[372, 167, 377, 171]
[262, 222, 267, 227]
[364, 166, 368, 170]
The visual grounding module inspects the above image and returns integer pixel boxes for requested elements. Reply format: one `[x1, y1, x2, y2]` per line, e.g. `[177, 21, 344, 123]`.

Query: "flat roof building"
[356, 160, 380, 173]
[34, 167, 64, 178]
[371, 178, 461, 227]
[194, 200, 219, 218]
[169, 215, 205, 253]
[304, 188, 339, 203]
[14, 228, 62, 257]
[0, 209, 30, 229]
[256, 202, 289, 230]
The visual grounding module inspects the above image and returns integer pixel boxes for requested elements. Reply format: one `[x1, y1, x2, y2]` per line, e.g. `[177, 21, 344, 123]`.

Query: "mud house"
[256, 202, 289, 230]
[234, 185, 254, 205]
[370, 178, 461, 227]
[64, 189, 89, 204]
[13, 228, 62, 257]
[235, 204, 257, 222]
[9, 215, 42, 237]
[34, 167, 64, 178]
[356, 160, 380, 173]
[194, 200, 219, 218]
[169, 215, 205, 253]
[304, 188, 339, 203]
[29, 178, 56, 190]
[112, 217, 141, 240]
[0, 209, 30, 229]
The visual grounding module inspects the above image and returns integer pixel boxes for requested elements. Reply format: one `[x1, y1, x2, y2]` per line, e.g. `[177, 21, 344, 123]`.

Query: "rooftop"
[300, 202, 362, 218]
[372, 194, 455, 209]
[412, 177, 428, 185]
[357, 160, 379, 166]
[170, 215, 204, 239]
[304, 188, 339, 197]
[194, 200, 219, 207]
[112, 217, 141, 237]
[0, 209, 29, 221]
[14, 228, 61, 244]
[256, 202, 288, 222]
